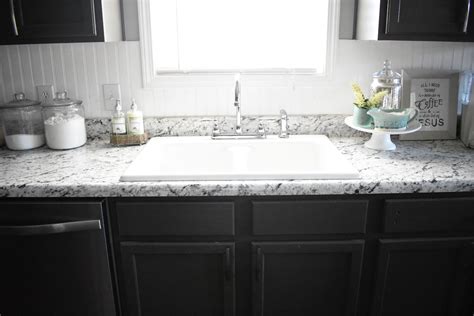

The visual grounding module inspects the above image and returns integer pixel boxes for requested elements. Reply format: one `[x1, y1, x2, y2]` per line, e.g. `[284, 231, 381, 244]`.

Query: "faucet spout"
[211, 74, 266, 140]
[234, 74, 242, 135]
[279, 109, 289, 138]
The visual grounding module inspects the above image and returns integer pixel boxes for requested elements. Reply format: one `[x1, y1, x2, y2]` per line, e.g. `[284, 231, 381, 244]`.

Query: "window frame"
[137, 0, 340, 88]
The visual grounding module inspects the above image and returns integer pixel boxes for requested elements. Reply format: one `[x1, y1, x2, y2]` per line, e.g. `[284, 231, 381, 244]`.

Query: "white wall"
[0, 40, 473, 118]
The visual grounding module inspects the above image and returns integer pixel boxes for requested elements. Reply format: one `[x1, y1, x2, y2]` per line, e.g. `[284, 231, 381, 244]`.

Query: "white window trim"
[137, 0, 340, 89]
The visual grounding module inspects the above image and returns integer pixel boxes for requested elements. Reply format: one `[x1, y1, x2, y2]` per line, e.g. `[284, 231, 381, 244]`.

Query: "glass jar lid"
[1, 93, 41, 109]
[42, 91, 83, 107]
[372, 60, 401, 84]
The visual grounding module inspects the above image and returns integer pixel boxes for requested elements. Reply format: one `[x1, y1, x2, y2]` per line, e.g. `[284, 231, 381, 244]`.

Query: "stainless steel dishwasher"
[0, 200, 116, 316]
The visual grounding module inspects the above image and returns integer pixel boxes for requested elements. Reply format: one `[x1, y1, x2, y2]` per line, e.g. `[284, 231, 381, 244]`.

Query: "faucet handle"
[212, 122, 220, 137]
[257, 121, 266, 138]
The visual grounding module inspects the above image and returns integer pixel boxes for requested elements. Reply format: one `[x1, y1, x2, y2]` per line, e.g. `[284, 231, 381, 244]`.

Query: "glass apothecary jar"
[42, 91, 87, 150]
[0, 93, 45, 150]
[370, 60, 402, 110]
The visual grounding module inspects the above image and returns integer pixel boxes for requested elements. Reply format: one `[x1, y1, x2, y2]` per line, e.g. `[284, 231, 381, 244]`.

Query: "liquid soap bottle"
[127, 99, 144, 135]
[111, 99, 126, 135]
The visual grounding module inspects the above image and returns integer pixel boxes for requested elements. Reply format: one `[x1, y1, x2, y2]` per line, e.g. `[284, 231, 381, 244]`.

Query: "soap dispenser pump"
[111, 99, 126, 135]
[127, 99, 144, 135]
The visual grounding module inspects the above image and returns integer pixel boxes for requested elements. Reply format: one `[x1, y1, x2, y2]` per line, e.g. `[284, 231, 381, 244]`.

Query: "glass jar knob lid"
[1, 92, 41, 108]
[373, 59, 401, 83]
[43, 91, 83, 107]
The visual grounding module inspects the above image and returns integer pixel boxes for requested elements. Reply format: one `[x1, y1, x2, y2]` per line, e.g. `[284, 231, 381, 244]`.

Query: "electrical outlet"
[103, 84, 121, 110]
[36, 85, 55, 102]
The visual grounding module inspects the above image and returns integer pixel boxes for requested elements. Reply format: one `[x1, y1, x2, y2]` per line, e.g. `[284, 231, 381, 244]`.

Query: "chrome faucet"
[211, 74, 266, 140]
[234, 74, 242, 135]
[279, 109, 289, 138]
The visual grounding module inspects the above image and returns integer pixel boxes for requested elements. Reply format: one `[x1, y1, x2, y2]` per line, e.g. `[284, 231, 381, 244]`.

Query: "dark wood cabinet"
[0, 0, 121, 44]
[120, 242, 235, 316]
[109, 195, 474, 316]
[372, 238, 474, 316]
[3, 194, 471, 316]
[351, 0, 474, 42]
[252, 241, 364, 316]
[379, 0, 474, 41]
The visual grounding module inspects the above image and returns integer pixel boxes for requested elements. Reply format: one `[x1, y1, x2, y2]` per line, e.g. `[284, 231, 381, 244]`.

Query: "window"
[138, 0, 340, 87]
[138, 0, 337, 85]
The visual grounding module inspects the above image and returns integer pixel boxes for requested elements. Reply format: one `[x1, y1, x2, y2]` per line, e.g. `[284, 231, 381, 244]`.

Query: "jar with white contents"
[0, 93, 45, 150]
[42, 91, 87, 150]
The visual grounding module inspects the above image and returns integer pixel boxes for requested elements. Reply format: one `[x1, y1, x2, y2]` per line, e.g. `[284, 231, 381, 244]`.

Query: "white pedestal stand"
[344, 116, 422, 151]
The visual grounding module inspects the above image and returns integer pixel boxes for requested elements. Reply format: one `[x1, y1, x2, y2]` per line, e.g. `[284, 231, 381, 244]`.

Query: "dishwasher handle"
[0, 219, 102, 236]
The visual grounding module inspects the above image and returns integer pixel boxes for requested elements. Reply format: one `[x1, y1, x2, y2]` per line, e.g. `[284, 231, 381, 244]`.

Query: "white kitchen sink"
[120, 135, 359, 181]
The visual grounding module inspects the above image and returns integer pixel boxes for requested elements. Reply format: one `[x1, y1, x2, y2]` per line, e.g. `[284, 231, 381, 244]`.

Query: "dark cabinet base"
[108, 194, 474, 316]
[3, 193, 472, 316]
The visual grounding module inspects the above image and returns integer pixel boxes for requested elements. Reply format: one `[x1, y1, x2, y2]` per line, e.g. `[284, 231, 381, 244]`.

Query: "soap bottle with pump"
[111, 99, 127, 135]
[127, 99, 144, 135]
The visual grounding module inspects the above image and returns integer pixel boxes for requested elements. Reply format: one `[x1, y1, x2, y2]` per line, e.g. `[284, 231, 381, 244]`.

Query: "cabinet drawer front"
[116, 202, 235, 236]
[384, 198, 474, 233]
[252, 200, 368, 235]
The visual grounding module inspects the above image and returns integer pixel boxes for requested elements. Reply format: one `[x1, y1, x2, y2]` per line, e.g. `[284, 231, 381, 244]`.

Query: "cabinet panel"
[379, 0, 474, 41]
[372, 238, 474, 316]
[0, 0, 104, 44]
[116, 201, 235, 236]
[384, 198, 474, 233]
[252, 200, 368, 235]
[252, 240, 364, 316]
[120, 242, 235, 316]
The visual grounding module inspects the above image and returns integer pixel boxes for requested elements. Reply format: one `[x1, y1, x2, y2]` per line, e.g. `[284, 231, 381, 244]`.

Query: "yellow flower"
[351, 83, 388, 109]
[367, 90, 389, 107]
[351, 83, 366, 106]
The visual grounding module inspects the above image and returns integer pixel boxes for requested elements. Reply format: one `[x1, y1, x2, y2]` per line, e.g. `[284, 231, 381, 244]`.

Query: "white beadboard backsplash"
[0, 40, 473, 118]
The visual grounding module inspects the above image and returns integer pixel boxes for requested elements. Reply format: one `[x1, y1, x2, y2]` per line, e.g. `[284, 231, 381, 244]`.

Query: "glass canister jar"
[370, 60, 402, 110]
[0, 118, 4, 147]
[0, 93, 45, 150]
[42, 91, 87, 150]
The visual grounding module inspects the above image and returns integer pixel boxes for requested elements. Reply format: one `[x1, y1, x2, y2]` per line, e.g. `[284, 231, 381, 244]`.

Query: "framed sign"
[400, 70, 460, 140]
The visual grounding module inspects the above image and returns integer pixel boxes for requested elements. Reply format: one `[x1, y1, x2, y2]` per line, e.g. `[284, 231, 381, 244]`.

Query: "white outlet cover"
[36, 85, 54, 102]
[103, 84, 121, 110]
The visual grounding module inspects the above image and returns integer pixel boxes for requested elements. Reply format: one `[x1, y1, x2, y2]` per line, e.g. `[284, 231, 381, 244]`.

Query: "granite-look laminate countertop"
[0, 137, 473, 197]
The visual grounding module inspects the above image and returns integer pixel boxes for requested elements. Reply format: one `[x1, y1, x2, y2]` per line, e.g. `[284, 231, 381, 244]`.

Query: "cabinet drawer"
[116, 202, 235, 236]
[384, 198, 474, 233]
[252, 200, 368, 235]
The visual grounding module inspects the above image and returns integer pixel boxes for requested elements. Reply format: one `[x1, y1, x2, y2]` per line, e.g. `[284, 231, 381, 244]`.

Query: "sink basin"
[120, 135, 359, 181]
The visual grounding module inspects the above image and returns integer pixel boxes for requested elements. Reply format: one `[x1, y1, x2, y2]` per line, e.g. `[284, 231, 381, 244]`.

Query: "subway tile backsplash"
[0, 40, 473, 118]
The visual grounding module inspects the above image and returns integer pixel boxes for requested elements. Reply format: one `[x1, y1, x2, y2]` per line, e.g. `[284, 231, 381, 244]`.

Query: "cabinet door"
[252, 240, 364, 316]
[0, 0, 104, 44]
[372, 238, 474, 316]
[0, 1, 17, 43]
[380, 0, 474, 41]
[120, 242, 235, 316]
